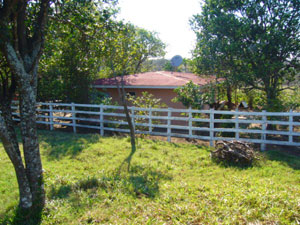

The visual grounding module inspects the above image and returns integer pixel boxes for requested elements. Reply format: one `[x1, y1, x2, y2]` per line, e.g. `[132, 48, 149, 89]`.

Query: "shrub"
[127, 91, 167, 131]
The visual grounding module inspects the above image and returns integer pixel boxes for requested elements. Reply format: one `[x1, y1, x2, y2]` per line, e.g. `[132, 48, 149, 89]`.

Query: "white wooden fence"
[11, 102, 300, 150]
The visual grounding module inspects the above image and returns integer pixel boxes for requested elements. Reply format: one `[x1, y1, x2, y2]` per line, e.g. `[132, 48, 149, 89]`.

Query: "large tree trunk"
[0, 0, 49, 214]
[4, 44, 46, 209]
[19, 79, 45, 208]
[0, 103, 33, 209]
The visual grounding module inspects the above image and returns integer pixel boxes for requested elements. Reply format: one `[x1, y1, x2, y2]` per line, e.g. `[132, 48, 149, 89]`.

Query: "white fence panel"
[9, 102, 300, 150]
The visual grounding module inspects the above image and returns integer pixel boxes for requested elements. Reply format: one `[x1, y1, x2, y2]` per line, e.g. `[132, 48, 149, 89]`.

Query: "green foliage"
[162, 58, 193, 72]
[173, 81, 206, 109]
[127, 91, 167, 130]
[163, 61, 173, 71]
[132, 28, 166, 73]
[233, 88, 300, 111]
[0, 130, 299, 224]
[38, 0, 118, 103]
[191, 0, 300, 111]
[38, 1, 165, 103]
[140, 58, 169, 72]
[101, 22, 166, 77]
[88, 89, 114, 105]
[179, 58, 193, 73]
[0, 53, 14, 103]
[127, 91, 167, 109]
[173, 81, 221, 109]
[280, 88, 300, 111]
[140, 57, 193, 73]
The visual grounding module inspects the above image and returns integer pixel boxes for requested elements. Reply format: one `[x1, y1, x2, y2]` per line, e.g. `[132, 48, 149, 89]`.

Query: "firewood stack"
[211, 141, 256, 166]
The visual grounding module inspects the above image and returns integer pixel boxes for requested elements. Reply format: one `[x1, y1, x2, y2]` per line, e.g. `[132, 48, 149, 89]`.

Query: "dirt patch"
[137, 134, 210, 146]
[36, 124, 300, 156]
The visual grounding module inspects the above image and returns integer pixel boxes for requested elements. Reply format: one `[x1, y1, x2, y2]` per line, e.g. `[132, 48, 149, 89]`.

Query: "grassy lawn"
[0, 130, 299, 224]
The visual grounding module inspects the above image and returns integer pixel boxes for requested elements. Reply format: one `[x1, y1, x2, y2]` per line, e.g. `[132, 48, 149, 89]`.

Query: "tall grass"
[0, 130, 299, 224]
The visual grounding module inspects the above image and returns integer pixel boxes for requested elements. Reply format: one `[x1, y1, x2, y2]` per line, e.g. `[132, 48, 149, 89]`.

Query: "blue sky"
[117, 0, 202, 59]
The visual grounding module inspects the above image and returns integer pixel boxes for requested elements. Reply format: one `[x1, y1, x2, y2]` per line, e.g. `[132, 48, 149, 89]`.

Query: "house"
[93, 71, 217, 108]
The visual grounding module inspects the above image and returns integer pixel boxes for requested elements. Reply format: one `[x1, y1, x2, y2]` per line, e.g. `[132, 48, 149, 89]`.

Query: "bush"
[127, 91, 167, 131]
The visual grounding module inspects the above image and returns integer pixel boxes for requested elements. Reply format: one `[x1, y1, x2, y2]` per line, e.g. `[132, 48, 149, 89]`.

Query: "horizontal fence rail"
[10, 102, 300, 150]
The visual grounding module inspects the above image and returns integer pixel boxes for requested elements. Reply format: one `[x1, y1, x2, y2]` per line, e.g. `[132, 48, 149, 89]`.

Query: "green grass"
[0, 130, 299, 224]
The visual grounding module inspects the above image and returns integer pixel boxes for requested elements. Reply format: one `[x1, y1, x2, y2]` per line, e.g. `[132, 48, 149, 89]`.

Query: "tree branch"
[16, 0, 27, 58]
[29, 0, 50, 73]
[3, 42, 27, 81]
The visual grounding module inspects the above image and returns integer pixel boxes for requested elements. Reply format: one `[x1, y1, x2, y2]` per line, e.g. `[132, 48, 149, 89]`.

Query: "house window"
[127, 91, 136, 96]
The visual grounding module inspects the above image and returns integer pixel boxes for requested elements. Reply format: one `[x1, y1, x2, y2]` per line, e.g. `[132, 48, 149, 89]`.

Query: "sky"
[117, 0, 202, 59]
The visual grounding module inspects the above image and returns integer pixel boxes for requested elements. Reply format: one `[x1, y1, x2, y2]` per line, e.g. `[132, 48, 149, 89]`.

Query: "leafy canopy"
[38, 0, 165, 103]
[191, 0, 300, 110]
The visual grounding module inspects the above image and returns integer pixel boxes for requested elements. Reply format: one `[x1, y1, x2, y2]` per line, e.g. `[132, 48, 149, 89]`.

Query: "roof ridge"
[155, 71, 188, 82]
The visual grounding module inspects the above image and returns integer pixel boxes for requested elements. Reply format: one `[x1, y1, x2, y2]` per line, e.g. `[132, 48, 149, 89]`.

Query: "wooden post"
[189, 106, 192, 137]
[49, 104, 54, 131]
[261, 110, 267, 151]
[289, 109, 293, 144]
[209, 108, 214, 147]
[100, 104, 104, 136]
[235, 109, 239, 140]
[71, 102, 76, 133]
[149, 107, 152, 133]
[167, 108, 171, 142]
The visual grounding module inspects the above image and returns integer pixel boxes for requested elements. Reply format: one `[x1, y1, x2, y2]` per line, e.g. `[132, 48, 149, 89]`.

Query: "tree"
[140, 58, 169, 72]
[127, 91, 167, 131]
[191, 0, 300, 110]
[38, 2, 165, 103]
[0, 0, 50, 212]
[38, 0, 118, 103]
[101, 23, 166, 76]
[104, 22, 140, 171]
[101, 22, 165, 171]
[130, 28, 166, 73]
[173, 81, 222, 109]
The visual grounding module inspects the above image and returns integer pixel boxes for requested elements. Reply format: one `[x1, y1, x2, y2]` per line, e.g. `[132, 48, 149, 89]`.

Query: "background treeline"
[186, 0, 300, 111]
[37, 0, 299, 112]
[38, 0, 166, 103]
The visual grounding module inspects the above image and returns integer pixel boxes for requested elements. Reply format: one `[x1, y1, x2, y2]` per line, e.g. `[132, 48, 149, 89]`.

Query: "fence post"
[289, 109, 293, 144]
[235, 109, 239, 140]
[131, 107, 135, 132]
[189, 106, 192, 137]
[167, 108, 171, 142]
[209, 108, 214, 147]
[100, 104, 104, 136]
[149, 107, 152, 133]
[261, 110, 267, 151]
[71, 102, 76, 133]
[49, 104, 54, 131]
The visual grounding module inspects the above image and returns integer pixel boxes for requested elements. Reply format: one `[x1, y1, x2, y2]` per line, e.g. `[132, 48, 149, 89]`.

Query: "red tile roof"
[94, 71, 216, 88]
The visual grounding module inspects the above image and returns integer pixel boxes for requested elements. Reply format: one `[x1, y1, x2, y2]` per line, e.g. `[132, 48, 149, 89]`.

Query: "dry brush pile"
[211, 141, 258, 166]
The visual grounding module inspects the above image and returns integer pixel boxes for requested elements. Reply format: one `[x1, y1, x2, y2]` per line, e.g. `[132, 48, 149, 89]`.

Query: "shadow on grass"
[49, 165, 172, 201]
[194, 144, 211, 151]
[1, 205, 43, 225]
[264, 146, 300, 170]
[37, 130, 100, 160]
[212, 160, 256, 170]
